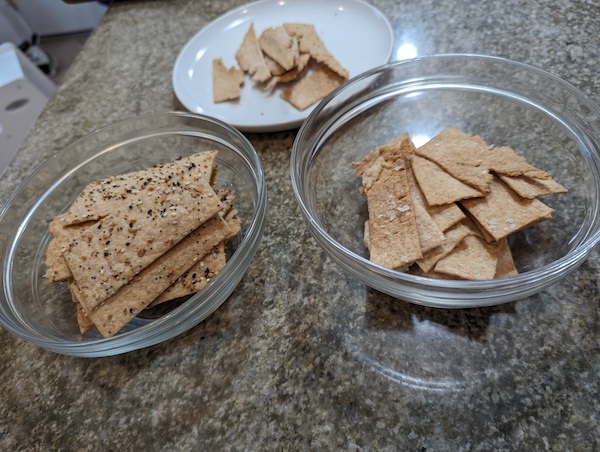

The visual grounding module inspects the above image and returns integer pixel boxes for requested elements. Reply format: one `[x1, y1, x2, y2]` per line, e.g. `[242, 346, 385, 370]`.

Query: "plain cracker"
[460, 177, 554, 241]
[410, 155, 484, 206]
[212, 58, 244, 103]
[235, 23, 271, 83]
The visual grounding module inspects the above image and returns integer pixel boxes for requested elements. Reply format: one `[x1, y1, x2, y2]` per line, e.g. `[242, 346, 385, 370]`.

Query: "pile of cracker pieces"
[353, 128, 567, 280]
[213, 22, 348, 110]
[45, 151, 240, 338]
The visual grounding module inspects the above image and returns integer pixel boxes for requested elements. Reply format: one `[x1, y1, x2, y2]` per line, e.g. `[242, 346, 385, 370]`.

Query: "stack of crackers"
[45, 151, 241, 338]
[213, 22, 348, 110]
[353, 128, 567, 280]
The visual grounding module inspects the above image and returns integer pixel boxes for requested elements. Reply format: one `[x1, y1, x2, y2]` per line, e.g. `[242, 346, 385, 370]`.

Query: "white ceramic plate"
[172, 0, 394, 132]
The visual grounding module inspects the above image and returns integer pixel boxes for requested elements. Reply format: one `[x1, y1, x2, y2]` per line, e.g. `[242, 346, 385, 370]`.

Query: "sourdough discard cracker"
[354, 128, 565, 280]
[212, 58, 244, 103]
[499, 174, 567, 199]
[415, 220, 473, 273]
[410, 155, 484, 206]
[228, 22, 348, 110]
[46, 151, 241, 337]
[460, 177, 554, 241]
[61, 151, 217, 226]
[265, 53, 310, 90]
[83, 214, 233, 338]
[283, 23, 349, 79]
[63, 163, 224, 312]
[484, 145, 552, 180]
[406, 164, 465, 232]
[150, 200, 241, 307]
[495, 238, 518, 278]
[415, 128, 494, 193]
[280, 66, 345, 111]
[258, 26, 299, 72]
[434, 235, 500, 280]
[235, 23, 271, 83]
[353, 133, 421, 269]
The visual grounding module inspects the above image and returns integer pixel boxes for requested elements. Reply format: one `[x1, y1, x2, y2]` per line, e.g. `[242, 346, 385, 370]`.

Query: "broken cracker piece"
[258, 26, 299, 71]
[499, 174, 567, 199]
[235, 22, 271, 83]
[484, 145, 552, 180]
[81, 214, 234, 338]
[283, 23, 349, 79]
[415, 219, 474, 273]
[212, 58, 244, 103]
[415, 128, 494, 193]
[60, 151, 218, 226]
[495, 238, 518, 278]
[460, 177, 554, 242]
[63, 173, 224, 313]
[410, 155, 484, 206]
[434, 235, 500, 280]
[280, 65, 345, 110]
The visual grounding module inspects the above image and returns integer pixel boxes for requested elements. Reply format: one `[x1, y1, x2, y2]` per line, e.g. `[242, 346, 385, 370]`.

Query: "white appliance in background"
[10, 0, 106, 37]
[0, 42, 55, 176]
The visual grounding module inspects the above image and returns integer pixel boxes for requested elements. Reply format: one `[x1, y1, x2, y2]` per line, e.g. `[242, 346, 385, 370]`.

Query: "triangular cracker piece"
[235, 23, 271, 83]
[415, 128, 494, 193]
[415, 219, 474, 272]
[265, 53, 311, 90]
[283, 23, 349, 79]
[212, 58, 244, 103]
[406, 159, 465, 231]
[460, 177, 554, 241]
[413, 200, 446, 254]
[498, 174, 567, 199]
[434, 235, 500, 280]
[149, 207, 241, 307]
[78, 214, 234, 338]
[61, 151, 218, 226]
[410, 155, 484, 206]
[484, 145, 552, 180]
[258, 26, 298, 71]
[495, 238, 518, 278]
[280, 65, 344, 111]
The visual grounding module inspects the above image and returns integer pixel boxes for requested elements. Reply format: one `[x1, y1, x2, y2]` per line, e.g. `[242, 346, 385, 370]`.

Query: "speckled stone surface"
[1, 0, 600, 449]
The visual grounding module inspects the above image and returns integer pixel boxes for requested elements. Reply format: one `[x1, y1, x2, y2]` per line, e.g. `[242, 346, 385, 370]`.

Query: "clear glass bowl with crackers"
[0, 112, 267, 356]
[291, 54, 600, 307]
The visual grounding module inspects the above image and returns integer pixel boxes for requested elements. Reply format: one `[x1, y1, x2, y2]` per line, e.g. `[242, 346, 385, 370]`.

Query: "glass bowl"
[291, 54, 600, 308]
[0, 112, 267, 356]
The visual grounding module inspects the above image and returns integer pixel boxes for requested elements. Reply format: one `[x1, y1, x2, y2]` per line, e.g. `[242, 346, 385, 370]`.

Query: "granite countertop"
[1, 0, 600, 449]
